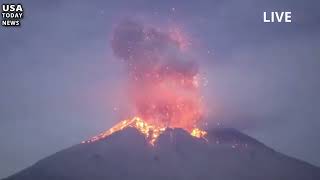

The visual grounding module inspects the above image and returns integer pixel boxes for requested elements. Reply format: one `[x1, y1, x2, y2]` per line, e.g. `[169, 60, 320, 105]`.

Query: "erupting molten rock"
[83, 19, 207, 145]
[82, 116, 207, 145]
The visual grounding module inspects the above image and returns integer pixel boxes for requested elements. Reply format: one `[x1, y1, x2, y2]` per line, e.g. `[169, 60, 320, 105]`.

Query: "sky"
[0, 0, 319, 178]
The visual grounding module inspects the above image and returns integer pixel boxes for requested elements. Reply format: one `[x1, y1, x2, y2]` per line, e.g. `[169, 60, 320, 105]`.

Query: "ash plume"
[111, 19, 204, 130]
[111, 19, 198, 78]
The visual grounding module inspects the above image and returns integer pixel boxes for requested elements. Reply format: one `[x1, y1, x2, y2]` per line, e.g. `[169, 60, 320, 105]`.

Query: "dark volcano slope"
[4, 128, 320, 180]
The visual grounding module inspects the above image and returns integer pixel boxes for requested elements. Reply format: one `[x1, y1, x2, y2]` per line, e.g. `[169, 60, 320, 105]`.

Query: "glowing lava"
[190, 128, 208, 139]
[82, 116, 207, 145]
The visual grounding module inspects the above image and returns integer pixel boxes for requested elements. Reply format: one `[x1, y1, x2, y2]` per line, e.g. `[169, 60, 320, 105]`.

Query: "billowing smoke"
[111, 19, 205, 131]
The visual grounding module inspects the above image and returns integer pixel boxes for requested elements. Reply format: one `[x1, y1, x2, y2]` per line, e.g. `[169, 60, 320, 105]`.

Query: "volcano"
[3, 127, 320, 180]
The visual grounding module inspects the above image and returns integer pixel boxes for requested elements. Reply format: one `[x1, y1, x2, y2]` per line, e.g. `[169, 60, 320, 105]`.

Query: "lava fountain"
[83, 19, 207, 145]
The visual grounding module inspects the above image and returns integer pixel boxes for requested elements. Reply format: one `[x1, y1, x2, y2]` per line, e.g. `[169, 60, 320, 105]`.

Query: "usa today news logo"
[1, 4, 24, 26]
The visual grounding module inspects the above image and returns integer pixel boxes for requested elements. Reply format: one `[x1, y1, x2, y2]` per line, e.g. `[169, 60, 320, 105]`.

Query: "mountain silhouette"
[4, 127, 320, 180]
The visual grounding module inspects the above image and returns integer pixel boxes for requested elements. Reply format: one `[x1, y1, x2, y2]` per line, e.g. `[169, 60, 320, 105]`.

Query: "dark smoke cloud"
[111, 19, 198, 79]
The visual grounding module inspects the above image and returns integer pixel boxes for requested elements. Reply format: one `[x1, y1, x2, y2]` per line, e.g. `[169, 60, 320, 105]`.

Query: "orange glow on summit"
[82, 116, 207, 145]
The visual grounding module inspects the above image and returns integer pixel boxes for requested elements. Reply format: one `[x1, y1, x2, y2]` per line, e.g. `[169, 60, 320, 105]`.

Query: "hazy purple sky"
[0, 0, 319, 178]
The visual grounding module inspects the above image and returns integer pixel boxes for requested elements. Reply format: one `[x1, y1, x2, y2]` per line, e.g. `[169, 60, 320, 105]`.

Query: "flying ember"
[83, 19, 207, 145]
